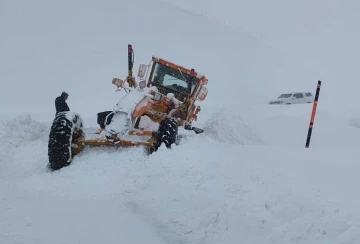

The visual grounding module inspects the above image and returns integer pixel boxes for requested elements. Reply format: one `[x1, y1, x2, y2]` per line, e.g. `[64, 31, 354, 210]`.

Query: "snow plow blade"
[83, 128, 156, 148]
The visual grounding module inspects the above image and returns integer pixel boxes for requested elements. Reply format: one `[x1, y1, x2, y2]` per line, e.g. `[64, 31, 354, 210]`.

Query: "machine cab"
[137, 56, 208, 102]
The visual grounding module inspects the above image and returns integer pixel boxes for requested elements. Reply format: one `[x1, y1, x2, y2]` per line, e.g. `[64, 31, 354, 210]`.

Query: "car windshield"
[150, 63, 198, 94]
[278, 93, 292, 98]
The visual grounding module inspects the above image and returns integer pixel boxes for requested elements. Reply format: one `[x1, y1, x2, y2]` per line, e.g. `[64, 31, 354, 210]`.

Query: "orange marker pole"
[305, 80, 322, 148]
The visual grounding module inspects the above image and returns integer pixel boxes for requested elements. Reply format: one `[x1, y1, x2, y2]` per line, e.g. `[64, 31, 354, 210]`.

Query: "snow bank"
[203, 110, 264, 145]
[0, 114, 48, 147]
[0, 114, 49, 179]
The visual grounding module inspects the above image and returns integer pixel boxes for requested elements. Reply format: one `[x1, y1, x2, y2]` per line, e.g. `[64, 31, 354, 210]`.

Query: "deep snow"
[2, 0, 360, 244]
[2, 105, 360, 244]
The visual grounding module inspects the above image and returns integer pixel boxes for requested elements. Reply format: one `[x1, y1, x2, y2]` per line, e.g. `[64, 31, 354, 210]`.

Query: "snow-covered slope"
[2, 0, 360, 244]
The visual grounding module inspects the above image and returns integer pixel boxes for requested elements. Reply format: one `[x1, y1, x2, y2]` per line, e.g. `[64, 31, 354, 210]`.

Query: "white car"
[269, 92, 314, 105]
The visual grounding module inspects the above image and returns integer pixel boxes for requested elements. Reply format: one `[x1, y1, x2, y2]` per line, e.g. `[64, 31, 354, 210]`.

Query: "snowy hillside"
[2, 0, 360, 244]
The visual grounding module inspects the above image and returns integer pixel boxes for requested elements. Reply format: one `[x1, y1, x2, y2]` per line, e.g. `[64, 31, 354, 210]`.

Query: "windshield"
[150, 63, 198, 94]
[278, 93, 292, 98]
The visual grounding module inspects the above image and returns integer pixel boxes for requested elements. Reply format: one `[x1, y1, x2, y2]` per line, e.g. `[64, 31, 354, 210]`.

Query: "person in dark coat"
[55, 92, 70, 115]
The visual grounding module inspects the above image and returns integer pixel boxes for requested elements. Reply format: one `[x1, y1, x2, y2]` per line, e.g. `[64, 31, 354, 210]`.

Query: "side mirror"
[197, 86, 208, 101]
[137, 64, 147, 79]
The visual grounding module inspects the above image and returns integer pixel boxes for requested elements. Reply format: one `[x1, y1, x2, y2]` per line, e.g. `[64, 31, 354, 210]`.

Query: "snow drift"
[203, 110, 264, 145]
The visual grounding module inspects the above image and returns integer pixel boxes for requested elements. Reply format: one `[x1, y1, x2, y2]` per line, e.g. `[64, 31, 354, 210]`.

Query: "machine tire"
[155, 117, 178, 149]
[48, 112, 84, 171]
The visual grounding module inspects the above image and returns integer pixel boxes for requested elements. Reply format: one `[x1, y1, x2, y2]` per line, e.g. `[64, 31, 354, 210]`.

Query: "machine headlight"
[139, 80, 146, 89]
[154, 93, 162, 101]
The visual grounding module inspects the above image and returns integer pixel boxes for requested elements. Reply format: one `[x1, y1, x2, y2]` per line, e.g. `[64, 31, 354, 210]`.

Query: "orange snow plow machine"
[47, 44, 208, 171]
